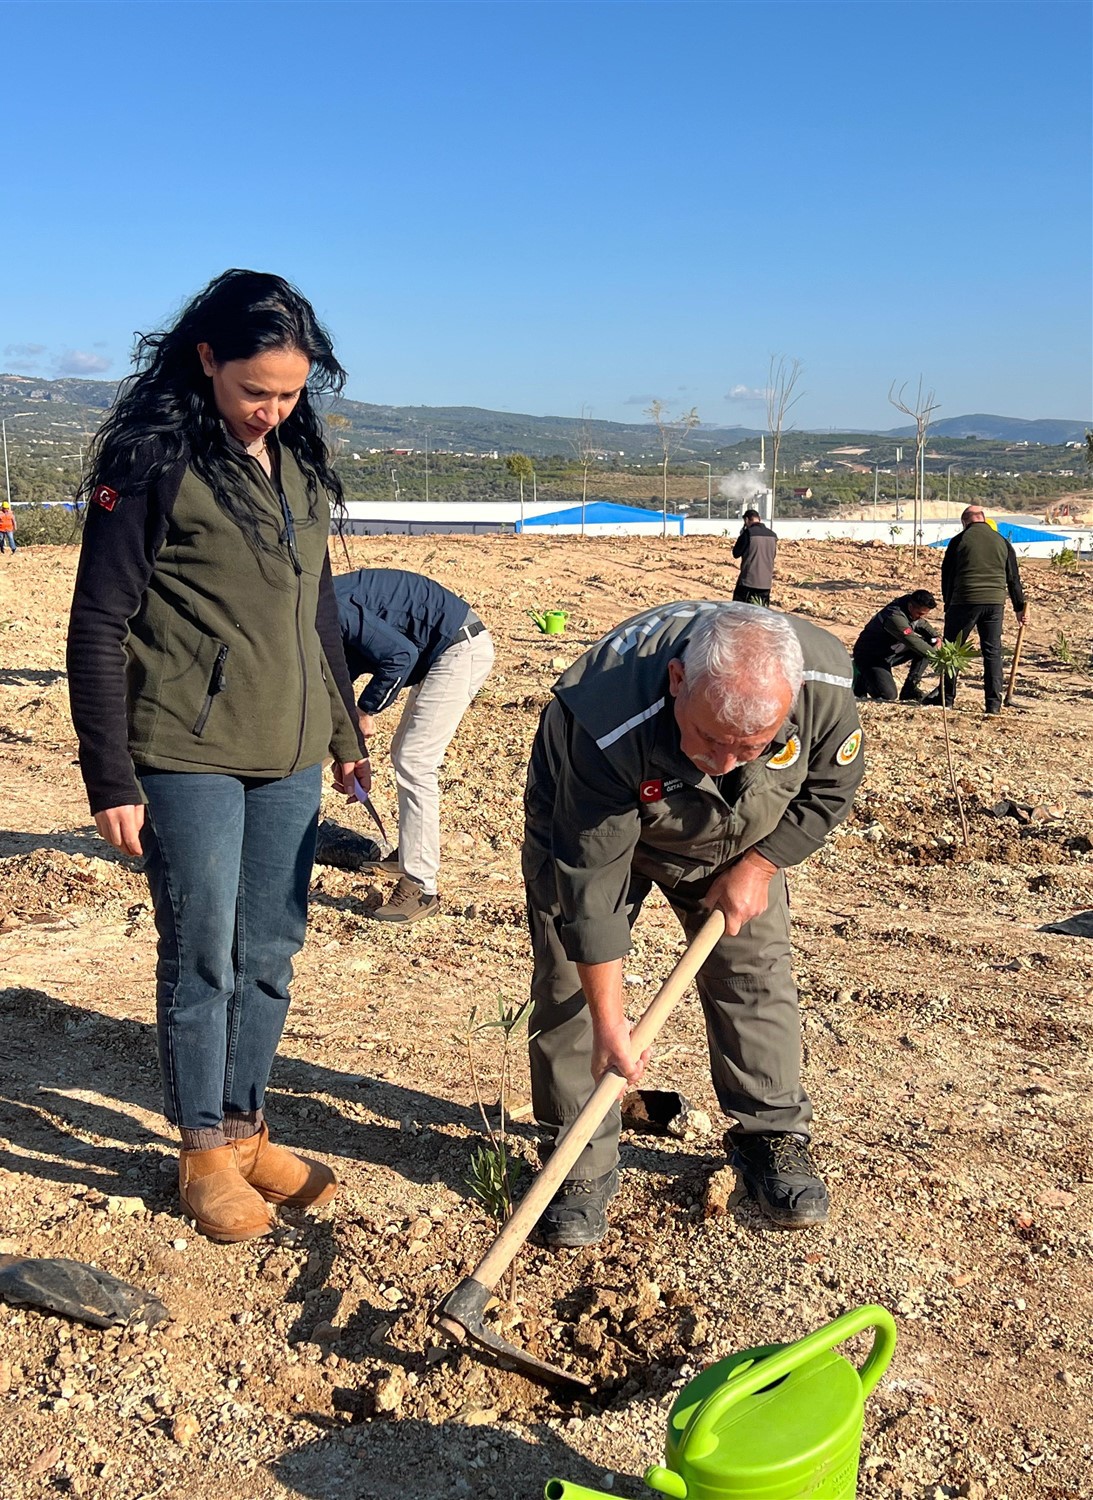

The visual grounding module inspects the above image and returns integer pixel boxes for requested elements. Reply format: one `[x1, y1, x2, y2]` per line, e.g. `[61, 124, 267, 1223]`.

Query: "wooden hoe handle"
[467, 909, 726, 1295]
[1004, 620, 1027, 707]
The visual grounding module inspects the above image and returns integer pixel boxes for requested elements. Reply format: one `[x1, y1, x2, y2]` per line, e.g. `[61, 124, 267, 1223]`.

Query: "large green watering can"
[545, 1305, 896, 1500]
[529, 608, 570, 635]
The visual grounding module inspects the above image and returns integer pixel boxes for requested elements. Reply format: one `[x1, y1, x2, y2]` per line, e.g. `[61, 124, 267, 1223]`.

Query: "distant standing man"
[852, 589, 940, 703]
[732, 508, 777, 605]
[937, 506, 1027, 715]
[0, 503, 17, 554]
[334, 569, 494, 923]
[522, 603, 864, 1246]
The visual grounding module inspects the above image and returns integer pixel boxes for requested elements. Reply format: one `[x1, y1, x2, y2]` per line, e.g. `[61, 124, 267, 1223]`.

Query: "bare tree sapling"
[645, 399, 699, 539]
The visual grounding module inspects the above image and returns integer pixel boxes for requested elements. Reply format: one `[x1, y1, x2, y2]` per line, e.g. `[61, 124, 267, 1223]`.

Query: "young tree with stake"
[888, 379, 940, 563]
[505, 452, 534, 528]
[645, 399, 699, 538]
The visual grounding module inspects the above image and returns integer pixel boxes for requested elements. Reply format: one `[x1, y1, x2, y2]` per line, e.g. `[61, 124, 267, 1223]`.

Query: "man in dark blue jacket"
[334, 569, 494, 922]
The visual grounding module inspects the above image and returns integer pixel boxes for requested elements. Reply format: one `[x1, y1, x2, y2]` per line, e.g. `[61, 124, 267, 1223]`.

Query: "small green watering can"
[545, 1305, 896, 1500]
[529, 608, 570, 635]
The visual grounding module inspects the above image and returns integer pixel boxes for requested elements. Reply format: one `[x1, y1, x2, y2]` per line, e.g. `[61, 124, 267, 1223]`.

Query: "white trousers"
[390, 630, 495, 894]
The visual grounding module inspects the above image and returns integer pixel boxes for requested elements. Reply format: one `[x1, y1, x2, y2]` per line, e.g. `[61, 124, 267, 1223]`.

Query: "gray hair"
[679, 605, 804, 732]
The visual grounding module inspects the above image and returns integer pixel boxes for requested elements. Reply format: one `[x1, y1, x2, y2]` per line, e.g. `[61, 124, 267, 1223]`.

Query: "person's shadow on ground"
[270, 1416, 646, 1500]
[0, 984, 500, 1203]
[0, 983, 746, 1214]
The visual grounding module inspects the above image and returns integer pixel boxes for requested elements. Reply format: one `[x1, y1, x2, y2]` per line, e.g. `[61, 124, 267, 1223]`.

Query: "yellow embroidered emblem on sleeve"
[835, 729, 863, 765]
[766, 735, 801, 770]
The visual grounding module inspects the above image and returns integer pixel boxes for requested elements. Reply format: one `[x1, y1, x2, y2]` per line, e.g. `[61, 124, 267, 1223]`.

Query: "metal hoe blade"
[434, 1276, 591, 1396]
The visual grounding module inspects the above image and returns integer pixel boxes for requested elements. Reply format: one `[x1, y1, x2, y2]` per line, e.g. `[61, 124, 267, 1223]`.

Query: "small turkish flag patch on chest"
[639, 779, 664, 803]
[91, 485, 119, 511]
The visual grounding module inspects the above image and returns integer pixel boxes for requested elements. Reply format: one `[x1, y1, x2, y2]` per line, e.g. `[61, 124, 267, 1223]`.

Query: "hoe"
[433, 911, 726, 1395]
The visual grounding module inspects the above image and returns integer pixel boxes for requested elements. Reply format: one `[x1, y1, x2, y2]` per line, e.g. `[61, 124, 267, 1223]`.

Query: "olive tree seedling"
[925, 631, 980, 849]
[456, 996, 536, 1302]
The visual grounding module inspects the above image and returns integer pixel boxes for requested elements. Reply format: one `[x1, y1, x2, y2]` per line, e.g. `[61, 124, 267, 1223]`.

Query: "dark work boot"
[535, 1168, 619, 1249]
[729, 1132, 829, 1228]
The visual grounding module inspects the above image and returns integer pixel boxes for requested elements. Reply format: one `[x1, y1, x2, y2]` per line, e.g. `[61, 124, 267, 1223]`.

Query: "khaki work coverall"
[522, 603, 864, 1179]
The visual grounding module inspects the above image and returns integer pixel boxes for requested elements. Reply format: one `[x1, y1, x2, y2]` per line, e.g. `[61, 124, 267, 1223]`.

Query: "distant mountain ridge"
[885, 414, 1088, 445]
[0, 374, 1087, 455]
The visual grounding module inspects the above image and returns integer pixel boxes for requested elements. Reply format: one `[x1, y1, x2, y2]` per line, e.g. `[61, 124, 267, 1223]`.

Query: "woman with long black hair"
[68, 269, 370, 1242]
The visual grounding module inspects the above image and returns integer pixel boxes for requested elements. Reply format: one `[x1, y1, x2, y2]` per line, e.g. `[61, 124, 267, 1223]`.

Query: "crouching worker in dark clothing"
[522, 602, 864, 1248]
[852, 589, 939, 703]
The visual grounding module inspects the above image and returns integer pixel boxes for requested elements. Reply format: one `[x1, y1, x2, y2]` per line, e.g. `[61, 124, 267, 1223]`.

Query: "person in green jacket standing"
[934, 505, 1027, 715]
[68, 271, 370, 1243]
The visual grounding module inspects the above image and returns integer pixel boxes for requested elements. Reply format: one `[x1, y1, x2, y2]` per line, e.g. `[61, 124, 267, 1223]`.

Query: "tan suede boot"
[232, 1123, 337, 1210]
[178, 1144, 275, 1243]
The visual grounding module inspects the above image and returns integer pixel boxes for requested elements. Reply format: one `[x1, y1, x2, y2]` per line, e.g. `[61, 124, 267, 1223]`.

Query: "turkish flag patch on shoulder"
[639, 779, 664, 803]
[91, 485, 119, 511]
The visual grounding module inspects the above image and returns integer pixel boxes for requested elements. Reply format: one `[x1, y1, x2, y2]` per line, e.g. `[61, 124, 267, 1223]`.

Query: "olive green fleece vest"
[125, 448, 355, 779]
[946, 523, 1012, 604]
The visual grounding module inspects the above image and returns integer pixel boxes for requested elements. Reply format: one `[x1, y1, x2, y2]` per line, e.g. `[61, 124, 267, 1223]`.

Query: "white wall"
[336, 501, 1088, 556]
[340, 500, 683, 537]
[685, 516, 1086, 558]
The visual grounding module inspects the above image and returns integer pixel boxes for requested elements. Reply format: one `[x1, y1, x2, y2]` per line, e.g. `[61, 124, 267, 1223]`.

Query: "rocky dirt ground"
[0, 535, 1090, 1500]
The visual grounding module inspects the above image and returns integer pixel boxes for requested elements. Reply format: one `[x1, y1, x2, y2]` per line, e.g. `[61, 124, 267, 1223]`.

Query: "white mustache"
[693, 753, 736, 773]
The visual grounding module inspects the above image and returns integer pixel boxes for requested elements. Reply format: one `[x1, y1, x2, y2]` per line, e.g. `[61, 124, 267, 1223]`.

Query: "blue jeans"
[138, 765, 322, 1131]
[0, 532, 16, 553]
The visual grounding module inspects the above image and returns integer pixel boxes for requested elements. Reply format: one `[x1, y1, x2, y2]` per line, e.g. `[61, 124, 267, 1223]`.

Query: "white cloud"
[725, 384, 768, 403]
[55, 350, 112, 376]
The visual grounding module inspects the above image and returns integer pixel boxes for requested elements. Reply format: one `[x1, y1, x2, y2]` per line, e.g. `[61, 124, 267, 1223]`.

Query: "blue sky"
[2, 0, 1090, 430]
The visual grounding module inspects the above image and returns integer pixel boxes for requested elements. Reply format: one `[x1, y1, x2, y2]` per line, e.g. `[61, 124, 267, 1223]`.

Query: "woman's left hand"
[333, 758, 372, 799]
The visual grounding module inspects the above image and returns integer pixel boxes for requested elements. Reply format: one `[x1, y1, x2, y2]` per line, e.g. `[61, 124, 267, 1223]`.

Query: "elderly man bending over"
[522, 603, 864, 1246]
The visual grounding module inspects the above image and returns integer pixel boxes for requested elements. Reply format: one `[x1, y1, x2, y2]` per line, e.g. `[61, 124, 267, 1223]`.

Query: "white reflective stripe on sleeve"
[609, 603, 717, 656]
[595, 697, 666, 750]
[610, 616, 663, 655]
[802, 669, 854, 689]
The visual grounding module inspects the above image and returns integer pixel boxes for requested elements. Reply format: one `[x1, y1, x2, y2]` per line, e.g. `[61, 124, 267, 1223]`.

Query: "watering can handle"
[679, 1305, 897, 1458]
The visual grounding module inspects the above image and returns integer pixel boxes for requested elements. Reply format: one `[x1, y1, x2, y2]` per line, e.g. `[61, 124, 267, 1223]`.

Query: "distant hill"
[323, 399, 768, 457]
[0, 374, 762, 459]
[0, 374, 1086, 456]
[887, 414, 1089, 445]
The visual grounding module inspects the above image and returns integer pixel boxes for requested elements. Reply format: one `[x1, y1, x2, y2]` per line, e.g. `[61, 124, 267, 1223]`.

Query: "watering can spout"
[544, 1482, 627, 1500]
[644, 1465, 688, 1498]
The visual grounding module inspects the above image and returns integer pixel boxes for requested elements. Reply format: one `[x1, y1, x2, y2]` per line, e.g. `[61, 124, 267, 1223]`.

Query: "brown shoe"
[232, 1122, 337, 1210]
[361, 846, 402, 876]
[368, 876, 439, 924]
[178, 1145, 274, 1243]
